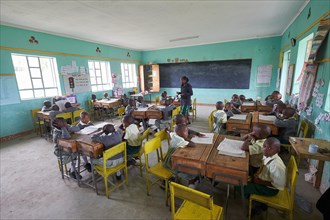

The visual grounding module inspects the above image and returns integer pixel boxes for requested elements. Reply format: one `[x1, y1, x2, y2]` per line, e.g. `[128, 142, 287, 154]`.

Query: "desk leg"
[315, 160, 324, 189]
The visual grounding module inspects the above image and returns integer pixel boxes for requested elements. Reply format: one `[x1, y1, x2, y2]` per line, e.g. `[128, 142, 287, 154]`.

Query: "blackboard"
[159, 59, 252, 89]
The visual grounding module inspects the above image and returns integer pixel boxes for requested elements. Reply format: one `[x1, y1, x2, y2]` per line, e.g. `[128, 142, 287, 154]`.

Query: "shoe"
[127, 159, 136, 166]
[84, 163, 92, 172]
[115, 174, 122, 180]
[69, 170, 82, 180]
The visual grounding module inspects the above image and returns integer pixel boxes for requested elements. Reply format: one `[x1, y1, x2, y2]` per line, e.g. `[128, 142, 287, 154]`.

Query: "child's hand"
[197, 133, 205, 137]
[241, 140, 250, 151]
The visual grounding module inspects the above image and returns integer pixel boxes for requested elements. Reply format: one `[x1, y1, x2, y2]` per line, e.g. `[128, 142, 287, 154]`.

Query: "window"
[88, 60, 112, 92]
[11, 54, 61, 100]
[121, 63, 137, 88]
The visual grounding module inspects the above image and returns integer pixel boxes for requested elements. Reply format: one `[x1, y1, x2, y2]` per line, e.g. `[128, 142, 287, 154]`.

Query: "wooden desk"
[131, 92, 152, 103]
[251, 112, 279, 135]
[256, 101, 273, 112]
[289, 137, 330, 189]
[37, 111, 50, 121]
[226, 113, 252, 133]
[241, 102, 256, 113]
[76, 135, 104, 158]
[171, 134, 218, 176]
[95, 99, 122, 108]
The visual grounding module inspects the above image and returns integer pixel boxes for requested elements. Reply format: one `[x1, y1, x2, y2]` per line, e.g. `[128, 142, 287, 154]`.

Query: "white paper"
[191, 133, 214, 144]
[76, 126, 99, 135]
[148, 119, 157, 125]
[136, 107, 148, 111]
[259, 101, 266, 106]
[259, 115, 276, 122]
[230, 114, 247, 120]
[242, 102, 255, 106]
[217, 138, 246, 158]
[257, 65, 272, 84]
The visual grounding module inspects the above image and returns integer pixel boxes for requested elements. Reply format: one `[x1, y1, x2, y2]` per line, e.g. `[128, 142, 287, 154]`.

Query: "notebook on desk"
[191, 133, 214, 144]
[259, 115, 276, 122]
[230, 114, 247, 120]
[217, 138, 246, 158]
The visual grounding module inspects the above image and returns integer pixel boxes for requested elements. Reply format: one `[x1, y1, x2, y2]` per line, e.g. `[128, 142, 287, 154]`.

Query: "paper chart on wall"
[63, 74, 91, 94]
[257, 65, 272, 84]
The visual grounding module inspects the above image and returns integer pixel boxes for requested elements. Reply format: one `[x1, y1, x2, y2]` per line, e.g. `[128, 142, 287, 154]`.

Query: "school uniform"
[244, 153, 286, 198]
[125, 105, 135, 116]
[212, 109, 227, 133]
[64, 106, 80, 112]
[137, 101, 148, 108]
[69, 121, 94, 132]
[230, 100, 241, 108]
[124, 124, 142, 155]
[155, 105, 175, 129]
[122, 97, 129, 107]
[53, 127, 76, 164]
[248, 138, 266, 175]
[274, 117, 297, 144]
[41, 106, 51, 112]
[91, 130, 124, 167]
[49, 110, 61, 122]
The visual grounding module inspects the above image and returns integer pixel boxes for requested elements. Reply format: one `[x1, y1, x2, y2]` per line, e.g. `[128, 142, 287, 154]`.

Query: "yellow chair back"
[118, 106, 125, 120]
[56, 112, 73, 124]
[208, 110, 217, 132]
[144, 137, 163, 160]
[170, 182, 216, 220]
[31, 108, 41, 120]
[154, 129, 170, 146]
[170, 107, 181, 131]
[287, 156, 299, 209]
[298, 120, 309, 138]
[141, 127, 151, 142]
[155, 96, 160, 105]
[72, 109, 84, 125]
[103, 142, 127, 164]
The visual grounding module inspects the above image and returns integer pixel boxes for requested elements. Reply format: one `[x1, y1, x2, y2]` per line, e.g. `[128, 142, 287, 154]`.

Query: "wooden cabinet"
[139, 64, 160, 93]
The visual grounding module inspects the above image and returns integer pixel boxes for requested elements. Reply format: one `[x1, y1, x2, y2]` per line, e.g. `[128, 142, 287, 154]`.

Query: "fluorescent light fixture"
[169, 35, 199, 42]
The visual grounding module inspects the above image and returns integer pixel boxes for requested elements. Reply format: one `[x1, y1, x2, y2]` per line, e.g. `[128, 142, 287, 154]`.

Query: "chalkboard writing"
[159, 59, 252, 89]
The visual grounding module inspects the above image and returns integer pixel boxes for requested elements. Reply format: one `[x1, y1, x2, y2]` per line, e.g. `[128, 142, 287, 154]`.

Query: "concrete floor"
[0, 106, 324, 219]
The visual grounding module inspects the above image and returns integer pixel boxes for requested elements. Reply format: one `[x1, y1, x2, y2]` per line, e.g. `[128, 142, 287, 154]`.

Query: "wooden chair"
[132, 128, 151, 176]
[94, 142, 128, 199]
[144, 137, 172, 206]
[170, 181, 223, 220]
[248, 156, 299, 220]
[31, 108, 43, 136]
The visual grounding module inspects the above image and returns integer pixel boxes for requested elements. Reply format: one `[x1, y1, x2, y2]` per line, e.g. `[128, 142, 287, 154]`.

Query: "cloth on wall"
[298, 63, 318, 111]
[308, 18, 330, 62]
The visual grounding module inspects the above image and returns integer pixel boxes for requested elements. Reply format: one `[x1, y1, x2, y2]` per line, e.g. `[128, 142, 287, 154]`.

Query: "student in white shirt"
[212, 101, 227, 133]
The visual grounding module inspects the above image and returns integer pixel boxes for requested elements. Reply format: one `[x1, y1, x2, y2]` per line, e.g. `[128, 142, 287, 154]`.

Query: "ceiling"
[0, 0, 308, 51]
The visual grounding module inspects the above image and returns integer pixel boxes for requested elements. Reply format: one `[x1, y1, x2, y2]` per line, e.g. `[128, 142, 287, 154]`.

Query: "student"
[240, 94, 253, 102]
[241, 124, 271, 176]
[103, 92, 110, 100]
[54, 96, 67, 112]
[244, 137, 286, 215]
[121, 94, 129, 107]
[52, 118, 90, 179]
[121, 115, 142, 165]
[91, 94, 97, 102]
[91, 124, 123, 179]
[70, 111, 94, 131]
[49, 104, 61, 122]
[42, 100, 52, 112]
[125, 99, 136, 116]
[177, 76, 193, 124]
[154, 99, 175, 130]
[230, 94, 241, 108]
[224, 102, 241, 119]
[267, 102, 286, 117]
[137, 96, 148, 108]
[274, 107, 297, 144]
[161, 91, 168, 101]
[265, 91, 283, 106]
[64, 102, 80, 113]
[212, 101, 227, 134]
[175, 114, 205, 138]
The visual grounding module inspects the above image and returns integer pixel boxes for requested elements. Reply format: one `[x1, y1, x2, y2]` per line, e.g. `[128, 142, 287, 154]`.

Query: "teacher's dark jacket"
[180, 83, 193, 106]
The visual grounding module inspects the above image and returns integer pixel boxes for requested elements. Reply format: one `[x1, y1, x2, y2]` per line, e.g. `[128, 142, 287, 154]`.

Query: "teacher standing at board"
[177, 76, 193, 124]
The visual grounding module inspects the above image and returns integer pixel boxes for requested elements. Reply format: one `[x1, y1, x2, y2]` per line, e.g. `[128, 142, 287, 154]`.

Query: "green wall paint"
[141, 37, 281, 103]
[0, 25, 142, 138]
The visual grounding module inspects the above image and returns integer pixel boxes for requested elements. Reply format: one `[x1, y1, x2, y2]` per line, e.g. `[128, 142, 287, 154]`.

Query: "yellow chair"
[248, 156, 299, 220]
[224, 99, 228, 104]
[72, 109, 84, 126]
[117, 106, 125, 121]
[298, 119, 309, 138]
[132, 128, 151, 177]
[144, 137, 173, 206]
[94, 142, 128, 199]
[208, 110, 217, 132]
[189, 98, 197, 121]
[170, 181, 223, 220]
[31, 108, 43, 136]
[170, 107, 181, 131]
[154, 129, 171, 158]
[155, 96, 160, 105]
[56, 112, 73, 124]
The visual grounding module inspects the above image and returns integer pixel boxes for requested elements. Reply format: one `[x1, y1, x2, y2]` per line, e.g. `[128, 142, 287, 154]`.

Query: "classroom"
[0, 1, 329, 220]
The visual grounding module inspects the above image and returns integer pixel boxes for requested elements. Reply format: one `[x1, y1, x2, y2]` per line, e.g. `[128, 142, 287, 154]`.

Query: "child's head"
[216, 101, 224, 110]
[239, 95, 246, 102]
[271, 91, 281, 100]
[175, 124, 189, 140]
[104, 92, 109, 98]
[44, 100, 51, 108]
[123, 115, 134, 128]
[232, 94, 239, 101]
[175, 114, 188, 125]
[252, 124, 271, 140]
[262, 137, 281, 157]
[51, 104, 60, 111]
[91, 94, 96, 100]
[129, 99, 135, 106]
[161, 91, 167, 98]
[224, 102, 232, 110]
[52, 117, 66, 129]
[165, 99, 171, 106]
[181, 76, 189, 85]
[80, 111, 90, 124]
[103, 124, 115, 135]
[282, 107, 295, 119]
[137, 96, 144, 103]
[64, 102, 72, 109]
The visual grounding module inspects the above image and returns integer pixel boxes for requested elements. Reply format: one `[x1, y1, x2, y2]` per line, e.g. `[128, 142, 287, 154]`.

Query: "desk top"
[207, 135, 249, 172]
[227, 113, 251, 124]
[289, 137, 330, 161]
[241, 101, 256, 107]
[95, 99, 121, 104]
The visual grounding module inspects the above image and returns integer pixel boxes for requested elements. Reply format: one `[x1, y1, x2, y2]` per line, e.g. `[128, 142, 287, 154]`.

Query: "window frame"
[121, 63, 137, 88]
[88, 60, 112, 92]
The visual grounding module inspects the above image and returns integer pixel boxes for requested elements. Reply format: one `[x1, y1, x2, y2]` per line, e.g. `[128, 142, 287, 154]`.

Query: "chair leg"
[146, 172, 150, 196]
[139, 159, 143, 177]
[104, 175, 109, 199]
[165, 179, 169, 206]
[289, 210, 293, 220]
[248, 198, 252, 220]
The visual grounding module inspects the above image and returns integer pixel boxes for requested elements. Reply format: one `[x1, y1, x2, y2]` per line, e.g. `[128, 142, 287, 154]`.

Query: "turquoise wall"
[280, 0, 330, 193]
[0, 25, 142, 138]
[142, 37, 281, 104]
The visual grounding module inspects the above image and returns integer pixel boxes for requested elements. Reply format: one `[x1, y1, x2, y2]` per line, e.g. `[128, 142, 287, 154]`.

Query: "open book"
[217, 138, 246, 158]
[230, 114, 247, 120]
[259, 115, 276, 122]
[191, 133, 214, 144]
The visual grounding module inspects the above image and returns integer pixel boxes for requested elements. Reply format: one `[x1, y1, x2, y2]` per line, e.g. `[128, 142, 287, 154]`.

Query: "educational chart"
[63, 74, 91, 94]
[256, 65, 272, 85]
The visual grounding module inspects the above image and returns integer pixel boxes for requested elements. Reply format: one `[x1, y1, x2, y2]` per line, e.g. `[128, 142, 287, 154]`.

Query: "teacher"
[178, 76, 193, 123]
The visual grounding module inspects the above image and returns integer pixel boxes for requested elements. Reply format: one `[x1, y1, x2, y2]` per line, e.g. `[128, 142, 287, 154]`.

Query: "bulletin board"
[63, 74, 91, 94]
